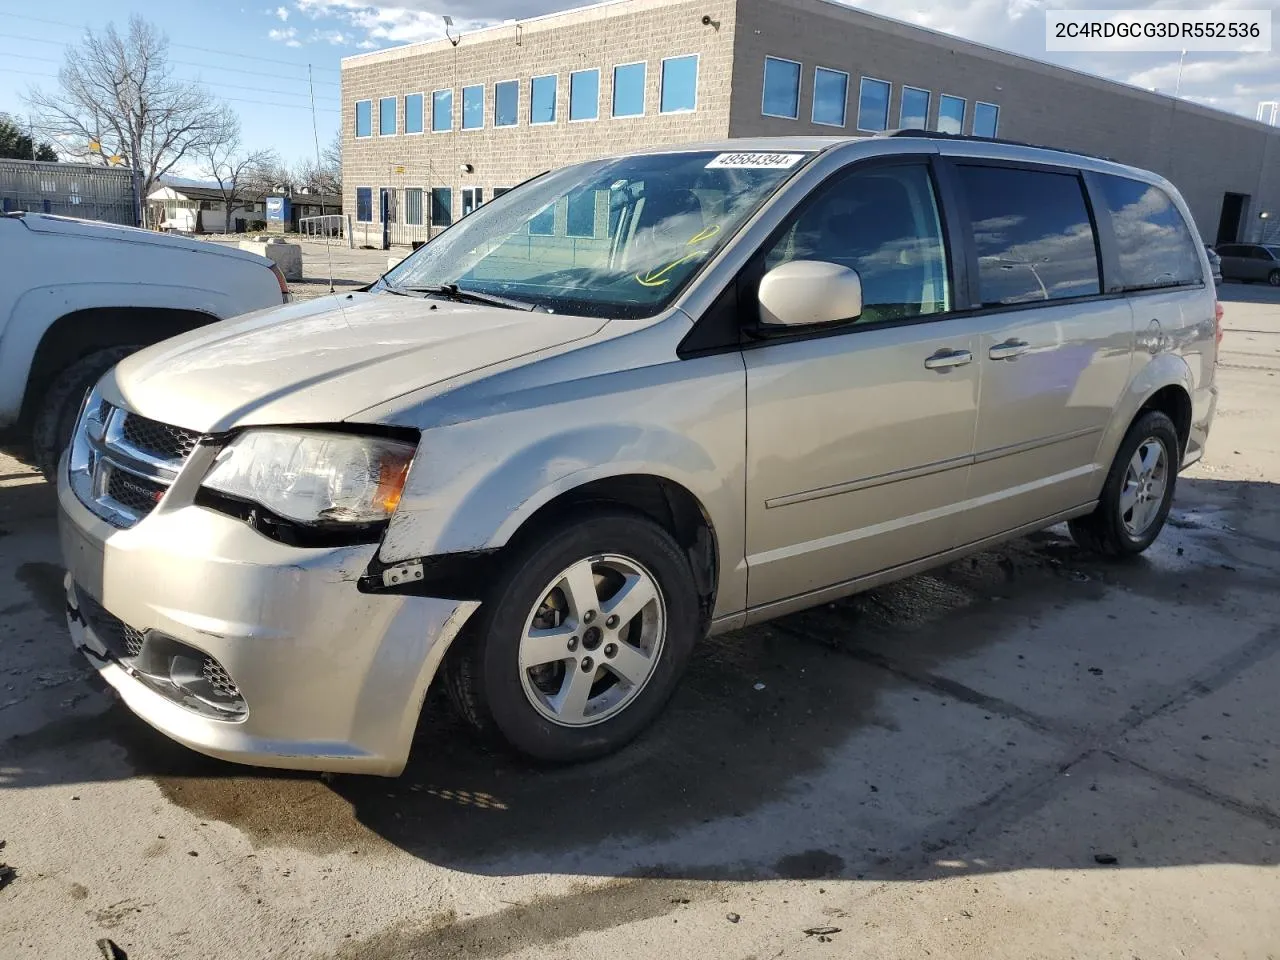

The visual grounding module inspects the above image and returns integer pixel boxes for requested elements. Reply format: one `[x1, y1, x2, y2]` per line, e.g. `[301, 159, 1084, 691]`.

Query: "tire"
[1068, 410, 1179, 557]
[443, 507, 701, 762]
[1268, 269, 1280, 287]
[30, 345, 141, 481]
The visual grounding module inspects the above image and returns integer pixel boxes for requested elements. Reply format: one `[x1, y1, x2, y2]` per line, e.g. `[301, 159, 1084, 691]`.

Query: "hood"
[16, 212, 273, 267]
[109, 292, 608, 431]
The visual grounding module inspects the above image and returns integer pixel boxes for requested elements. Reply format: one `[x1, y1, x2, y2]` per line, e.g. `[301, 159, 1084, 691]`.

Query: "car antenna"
[309, 63, 336, 294]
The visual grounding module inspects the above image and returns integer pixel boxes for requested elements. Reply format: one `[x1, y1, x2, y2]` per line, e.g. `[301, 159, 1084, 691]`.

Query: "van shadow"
[3, 473, 1279, 884]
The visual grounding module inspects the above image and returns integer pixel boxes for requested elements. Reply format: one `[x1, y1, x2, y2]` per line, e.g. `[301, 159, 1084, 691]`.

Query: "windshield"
[380, 150, 813, 318]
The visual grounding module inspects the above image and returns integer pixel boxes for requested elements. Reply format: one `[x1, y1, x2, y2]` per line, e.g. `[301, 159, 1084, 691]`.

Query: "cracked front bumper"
[57, 455, 478, 776]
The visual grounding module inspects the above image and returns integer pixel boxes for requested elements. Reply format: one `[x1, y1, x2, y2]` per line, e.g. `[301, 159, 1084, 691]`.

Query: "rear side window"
[957, 165, 1100, 306]
[1094, 174, 1202, 290]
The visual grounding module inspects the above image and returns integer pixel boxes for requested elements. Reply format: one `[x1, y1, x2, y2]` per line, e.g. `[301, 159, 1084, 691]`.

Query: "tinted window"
[494, 80, 518, 126]
[937, 95, 965, 134]
[570, 69, 599, 121]
[355, 101, 372, 138]
[958, 165, 1100, 305]
[613, 62, 646, 117]
[857, 78, 890, 131]
[531, 75, 557, 123]
[1095, 174, 1201, 290]
[379, 97, 396, 135]
[764, 163, 951, 323]
[462, 85, 484, 129]
[1216, 244, 1243, 256]
[661, 55, 698, 113]
[356, 186, 372, 222]
[432, 90, 452, 132]
[762, 57, 801, 119]
[404, 93, 424, 134]
[567, 189, 598, 237]
[812, 67, 848, 126]
[972, 102, 999, 137]
[1258, 245, 1279, 260]
[900, 87, 929, 128]
[431, 187, 452, 226]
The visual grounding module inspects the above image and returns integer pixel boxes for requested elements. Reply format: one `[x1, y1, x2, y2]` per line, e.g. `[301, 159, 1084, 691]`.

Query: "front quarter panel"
[376, 313, 749, 618]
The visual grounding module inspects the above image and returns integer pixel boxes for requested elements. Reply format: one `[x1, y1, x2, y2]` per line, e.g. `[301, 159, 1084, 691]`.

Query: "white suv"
[0, 212, 288, 476]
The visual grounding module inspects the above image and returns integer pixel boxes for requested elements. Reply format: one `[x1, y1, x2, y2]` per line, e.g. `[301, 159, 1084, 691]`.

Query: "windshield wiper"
[398, 283, 538, 312]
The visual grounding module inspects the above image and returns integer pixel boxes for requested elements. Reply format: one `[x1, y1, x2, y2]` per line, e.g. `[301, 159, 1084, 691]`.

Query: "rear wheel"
[443, 508, 701, 762]
[1068, 410, 1179, 557]
[30, 345, 141, 481]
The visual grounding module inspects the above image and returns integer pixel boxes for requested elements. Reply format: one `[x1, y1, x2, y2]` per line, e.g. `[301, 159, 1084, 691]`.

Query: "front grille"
[121, 413, 201, 462]
[69, 394, 202, 530]
[105, 468, 166, 519]
[202, 658, 242, 701]
[77, 591, 144, 660]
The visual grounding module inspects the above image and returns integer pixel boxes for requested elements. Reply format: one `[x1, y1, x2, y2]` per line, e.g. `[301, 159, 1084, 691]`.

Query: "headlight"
[203, 430, 416, 525]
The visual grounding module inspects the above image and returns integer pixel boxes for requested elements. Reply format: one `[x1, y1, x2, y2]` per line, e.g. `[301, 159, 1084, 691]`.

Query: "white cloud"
[275, 5, 290, 20]
[268, 25, 302, 47]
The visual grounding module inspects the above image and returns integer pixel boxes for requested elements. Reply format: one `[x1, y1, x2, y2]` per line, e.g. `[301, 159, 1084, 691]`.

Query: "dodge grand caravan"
[59, 135, 1219, 774]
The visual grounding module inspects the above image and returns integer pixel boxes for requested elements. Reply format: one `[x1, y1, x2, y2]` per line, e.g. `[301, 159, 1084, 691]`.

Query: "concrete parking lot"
[2, 281, 1279, 959]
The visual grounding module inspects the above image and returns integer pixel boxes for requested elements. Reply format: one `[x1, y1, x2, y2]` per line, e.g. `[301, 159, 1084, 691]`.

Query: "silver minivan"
[58, 135, 1219, 774]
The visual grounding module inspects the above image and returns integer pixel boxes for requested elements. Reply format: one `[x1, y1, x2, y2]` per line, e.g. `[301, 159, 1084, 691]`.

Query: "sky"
[0, 0, 1276, 173]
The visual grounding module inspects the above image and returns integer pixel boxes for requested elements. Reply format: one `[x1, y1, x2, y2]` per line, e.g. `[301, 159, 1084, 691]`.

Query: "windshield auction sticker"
[1046, 9, 1271, 52]
[706, 153, 807, 169]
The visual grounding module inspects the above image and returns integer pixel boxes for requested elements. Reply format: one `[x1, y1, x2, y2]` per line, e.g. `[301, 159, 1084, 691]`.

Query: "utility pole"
[1174, 49, 1187, 97]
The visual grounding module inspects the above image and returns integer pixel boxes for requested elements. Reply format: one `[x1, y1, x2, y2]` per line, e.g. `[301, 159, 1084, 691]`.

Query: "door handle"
[989, 338, 1030, 361]
[924, 348, 973, 370]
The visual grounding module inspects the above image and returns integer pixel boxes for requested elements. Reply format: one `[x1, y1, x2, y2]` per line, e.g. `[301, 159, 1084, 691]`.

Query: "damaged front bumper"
[57, 456, 478, 776]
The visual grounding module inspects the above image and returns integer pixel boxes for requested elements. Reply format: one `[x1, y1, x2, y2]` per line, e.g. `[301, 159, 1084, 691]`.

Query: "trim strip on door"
[971, 425, 1103, 465]
[764, 453, 972, 509]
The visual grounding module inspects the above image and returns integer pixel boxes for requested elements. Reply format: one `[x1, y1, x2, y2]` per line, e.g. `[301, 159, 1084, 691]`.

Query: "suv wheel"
[30, 345, 142, 481]
[444, 508, 701, 762]
[1268, 268, 1280, 287]
[1068, 410, 1179, 557]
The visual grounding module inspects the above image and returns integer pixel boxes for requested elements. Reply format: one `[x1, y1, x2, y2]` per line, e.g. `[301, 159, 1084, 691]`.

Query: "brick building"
[340, 0, 1280, 247]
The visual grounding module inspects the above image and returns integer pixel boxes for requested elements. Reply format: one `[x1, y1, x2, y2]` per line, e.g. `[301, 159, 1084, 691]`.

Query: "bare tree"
[197, 130, 278, 233]
[25, 15, 237, 223]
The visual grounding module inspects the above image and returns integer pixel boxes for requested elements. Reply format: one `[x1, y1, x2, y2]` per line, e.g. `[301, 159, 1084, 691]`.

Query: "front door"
[744, 160, 985, 613]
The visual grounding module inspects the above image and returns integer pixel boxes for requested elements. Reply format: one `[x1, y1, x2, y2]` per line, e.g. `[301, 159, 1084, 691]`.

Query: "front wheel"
[1068, 410, 1179, 557]
[1268, 269, 1280, 287]
[443, 508, 702, 762]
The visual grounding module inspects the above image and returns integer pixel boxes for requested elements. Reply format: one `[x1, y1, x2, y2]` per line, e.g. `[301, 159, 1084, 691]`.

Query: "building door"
[379, 187, 396, 249]
[1216, 192, 1248, 245]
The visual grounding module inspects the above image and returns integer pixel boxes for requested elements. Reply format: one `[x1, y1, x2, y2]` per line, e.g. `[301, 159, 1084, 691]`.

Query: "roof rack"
[884, 128, 1118, 164]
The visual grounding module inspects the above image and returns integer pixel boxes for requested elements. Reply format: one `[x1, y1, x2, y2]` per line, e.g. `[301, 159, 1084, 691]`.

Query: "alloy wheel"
[1119, 437, 1169, 538]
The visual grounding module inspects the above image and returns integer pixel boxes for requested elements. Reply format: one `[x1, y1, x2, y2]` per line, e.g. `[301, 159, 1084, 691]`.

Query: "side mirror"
[758, 260, 863, 328]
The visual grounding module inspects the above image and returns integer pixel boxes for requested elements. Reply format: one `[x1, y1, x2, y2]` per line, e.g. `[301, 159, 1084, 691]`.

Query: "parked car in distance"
[58, 135, 1219, 775]
[1204, 244, 1222, 285]
[0, 212, 290, 477]
[1216, 242, 1280, 286]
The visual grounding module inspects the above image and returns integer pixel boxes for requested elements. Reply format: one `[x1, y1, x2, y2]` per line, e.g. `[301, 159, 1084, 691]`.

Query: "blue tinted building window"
[936, 94, 965, 134]
[811, 67, 848, 126]
[432, 89, 453, 132]
[660, 55, 697, 113]
[973, 101, 999, 138]
[762, 57, 801, 119]
[404, 93, 423, 134]
[494, 80, 518, 126]
[857, 77, 890, 132]
[462, 85, 484, 130]
[354, 100, 371, 138]
[570, 69, 600, 121]
[378, 97, 396, 135]
[612, 62, 646, 117]
[530, 75, 557, 124]
[356, 187, 372, 222]
[431, 187, 452, 227]
[899, 86, 930, 129]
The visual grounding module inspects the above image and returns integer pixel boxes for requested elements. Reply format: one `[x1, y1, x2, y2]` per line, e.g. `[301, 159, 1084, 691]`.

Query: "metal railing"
[298, 213, 353, 247]
[0, 158, 137, 226]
